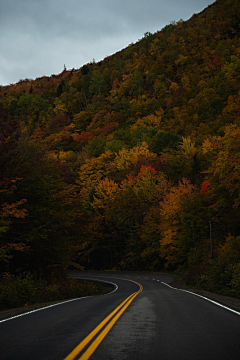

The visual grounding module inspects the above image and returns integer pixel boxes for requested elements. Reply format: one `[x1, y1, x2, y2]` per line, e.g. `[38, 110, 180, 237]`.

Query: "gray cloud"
[0, 0, 215, 85]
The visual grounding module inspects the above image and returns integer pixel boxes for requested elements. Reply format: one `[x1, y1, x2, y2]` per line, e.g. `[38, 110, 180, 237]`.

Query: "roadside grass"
[0, 271, 112, 311]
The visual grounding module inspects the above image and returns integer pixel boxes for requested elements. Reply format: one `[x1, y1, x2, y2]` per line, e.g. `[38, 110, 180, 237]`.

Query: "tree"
[3, 134, 80, 275]
[150, 131, 182, 155]
[89, 70, 106, 95]
[112, 142, 157, 171]
[159, 179, 196, 268]
[83, 137, 106, 157]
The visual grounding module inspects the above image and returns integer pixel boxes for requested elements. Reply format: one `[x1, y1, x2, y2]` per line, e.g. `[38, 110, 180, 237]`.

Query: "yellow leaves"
[130, 108, 164, 131]
[175, 54, 188, 66]
[160, 179, 195, 231]
[202, 138, 213, 154]
[59, 150, 75, 161]
[54, 98, 68, 114]
[128, 165, 157, 202]
[181, 75, 190, 90]
[111, 142, 157, 171]
[67, 122, 76, 131]
[221, 91, 240, 120]
[160, 228, 178, 247]
[78, 151, 114, 188]
[49, 150, 75, 162]
[92, 178, 119, 211]
[115, 74, 132, 97]
[197, 80, 207, 88]
[179, 137, 197, 155]
[172, 106, 189, 128]
[149, 38, 160, 56]
[169, 82, 179, 94]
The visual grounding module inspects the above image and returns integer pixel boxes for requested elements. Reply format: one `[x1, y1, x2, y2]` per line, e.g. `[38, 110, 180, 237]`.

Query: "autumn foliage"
[1, 0, 240, 301]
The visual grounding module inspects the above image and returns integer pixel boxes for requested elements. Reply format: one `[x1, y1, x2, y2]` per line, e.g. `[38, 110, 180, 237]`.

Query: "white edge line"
[0, 297, 91, 324]
[0, 278, 118, 324]
[161, 282, 240, 316]
[71, 277, 118, 295]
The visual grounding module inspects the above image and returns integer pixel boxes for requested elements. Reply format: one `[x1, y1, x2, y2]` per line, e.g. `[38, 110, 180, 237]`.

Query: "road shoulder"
[170, 279, 240, 312]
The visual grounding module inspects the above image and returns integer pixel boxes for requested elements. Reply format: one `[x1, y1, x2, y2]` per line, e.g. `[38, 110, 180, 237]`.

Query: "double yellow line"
[64, 279, 143, 360]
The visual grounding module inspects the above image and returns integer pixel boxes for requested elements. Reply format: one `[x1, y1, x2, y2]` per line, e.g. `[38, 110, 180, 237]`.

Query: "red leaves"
[76, 132, 95, 141]
[209, 54, 222, 70]
[76, 132, 95, 148]
[138, 165, 156, 178]
[200, 181, 211, 193]
[126, 165, 156, 182]
[56, 70, 71, 78]
[94, 122, 119, 136]
[112, 78, 119, 90]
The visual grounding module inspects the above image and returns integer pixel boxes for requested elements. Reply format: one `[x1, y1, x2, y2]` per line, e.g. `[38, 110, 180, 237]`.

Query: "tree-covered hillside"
[1, 0, 240, 298]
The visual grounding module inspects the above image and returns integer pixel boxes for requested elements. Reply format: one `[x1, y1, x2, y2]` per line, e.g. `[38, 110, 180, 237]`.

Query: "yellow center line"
[64, 278, 143, 360]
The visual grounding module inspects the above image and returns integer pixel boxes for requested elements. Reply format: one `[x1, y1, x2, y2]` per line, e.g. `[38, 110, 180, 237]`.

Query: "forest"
[1, 0, 240, 306]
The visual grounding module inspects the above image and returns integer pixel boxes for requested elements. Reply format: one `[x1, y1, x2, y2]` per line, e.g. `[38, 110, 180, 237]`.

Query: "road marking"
[0, 279, 118, 324]
[161, 282, 240, 316]
[0, 297, 93, 324]
[71, 277, 118, 295]
[64, 279, 143, 360]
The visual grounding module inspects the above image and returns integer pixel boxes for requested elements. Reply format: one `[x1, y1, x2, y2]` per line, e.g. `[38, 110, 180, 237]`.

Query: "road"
[0, 271, 240, 360]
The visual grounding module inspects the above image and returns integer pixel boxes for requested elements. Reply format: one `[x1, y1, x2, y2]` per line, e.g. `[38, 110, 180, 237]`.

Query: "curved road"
[0, 271, 240, 360]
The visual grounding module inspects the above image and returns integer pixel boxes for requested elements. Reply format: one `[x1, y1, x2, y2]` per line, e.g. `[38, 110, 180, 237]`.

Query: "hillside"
[1, 0, 240, 299]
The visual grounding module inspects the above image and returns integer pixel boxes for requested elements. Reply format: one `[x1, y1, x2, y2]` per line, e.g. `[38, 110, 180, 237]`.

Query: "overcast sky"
[0, 0, 215, 86]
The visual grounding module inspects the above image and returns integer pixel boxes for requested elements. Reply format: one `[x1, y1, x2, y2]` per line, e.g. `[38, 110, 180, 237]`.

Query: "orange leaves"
[159, 178, 196, 266]
[0, 197, 27, 237]
[1, 199, 28, 219]
[3, 242, 30, 252]
[138, 164, 156, 178]
[87, 110, 107, 132]
[0, 178, 18, 195]
[112, 78, 119, 90]
[161, 178, 195, 215]
[202, 136, 222, 154]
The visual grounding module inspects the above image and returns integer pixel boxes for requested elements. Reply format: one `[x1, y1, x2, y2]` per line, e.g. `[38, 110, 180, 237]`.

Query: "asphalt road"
[0, 271, 240, 360]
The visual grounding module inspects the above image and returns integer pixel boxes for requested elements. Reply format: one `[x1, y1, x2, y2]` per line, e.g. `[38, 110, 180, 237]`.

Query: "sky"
[0, 0, 215, 86]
